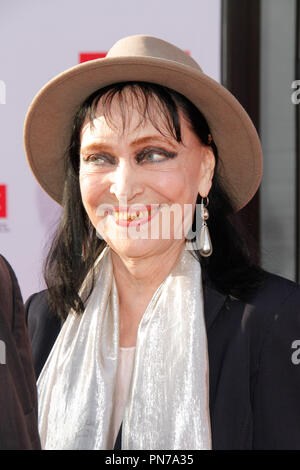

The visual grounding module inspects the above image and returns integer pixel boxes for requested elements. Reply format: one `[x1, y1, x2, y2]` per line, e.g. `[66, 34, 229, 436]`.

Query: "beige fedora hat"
[24, 34, 263, 211]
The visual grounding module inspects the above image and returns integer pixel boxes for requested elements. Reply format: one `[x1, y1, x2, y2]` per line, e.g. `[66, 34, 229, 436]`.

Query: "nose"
[109, 160, 144, 202]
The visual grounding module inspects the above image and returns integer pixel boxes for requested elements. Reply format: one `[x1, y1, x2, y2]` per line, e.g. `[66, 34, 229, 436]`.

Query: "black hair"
[43, 82, 265, 320]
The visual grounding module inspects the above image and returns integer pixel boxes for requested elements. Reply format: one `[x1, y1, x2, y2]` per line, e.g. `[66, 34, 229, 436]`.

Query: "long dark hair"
[43, 82, 265, 320]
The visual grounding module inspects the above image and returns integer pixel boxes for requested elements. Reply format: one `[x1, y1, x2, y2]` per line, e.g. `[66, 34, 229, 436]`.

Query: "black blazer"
[0, 256, 41, 450]
[25, 269, 300, 450]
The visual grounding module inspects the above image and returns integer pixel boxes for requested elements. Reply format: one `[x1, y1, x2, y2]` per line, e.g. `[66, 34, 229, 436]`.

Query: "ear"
[198, 147, 215, 197]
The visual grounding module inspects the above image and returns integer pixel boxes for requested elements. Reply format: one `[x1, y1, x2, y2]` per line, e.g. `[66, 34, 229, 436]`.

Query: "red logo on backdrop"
[0, 185, 7, 218]
[79, 52, 107, 63]
[79, 51, 190, 64]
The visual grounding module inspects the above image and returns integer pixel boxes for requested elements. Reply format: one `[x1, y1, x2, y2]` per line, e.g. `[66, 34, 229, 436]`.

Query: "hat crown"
[106, 34, 202, 72]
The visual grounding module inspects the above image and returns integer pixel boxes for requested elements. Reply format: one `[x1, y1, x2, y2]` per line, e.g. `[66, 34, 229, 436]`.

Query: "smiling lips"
[103, 204, 161, 226]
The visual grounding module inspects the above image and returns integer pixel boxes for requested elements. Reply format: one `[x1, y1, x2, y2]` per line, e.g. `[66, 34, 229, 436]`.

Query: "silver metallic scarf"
[37, 244, 212, 449]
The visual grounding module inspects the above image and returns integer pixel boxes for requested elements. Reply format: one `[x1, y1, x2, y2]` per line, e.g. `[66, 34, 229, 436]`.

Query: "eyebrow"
[80, 135, 178, 154]
[130, 135, 177, 148]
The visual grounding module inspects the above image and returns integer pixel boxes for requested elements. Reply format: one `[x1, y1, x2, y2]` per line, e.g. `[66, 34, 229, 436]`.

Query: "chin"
[106, 237, 175, 259]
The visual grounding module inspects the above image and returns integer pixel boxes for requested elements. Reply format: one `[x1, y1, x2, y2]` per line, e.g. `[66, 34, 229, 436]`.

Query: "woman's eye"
[138, 149, 176, 163]
[146, 152, 166, 162]
[84, 154, 113, 165]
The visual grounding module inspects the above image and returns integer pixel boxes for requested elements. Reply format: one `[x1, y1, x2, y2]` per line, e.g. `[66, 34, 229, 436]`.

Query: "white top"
[112, 346, 136, 446]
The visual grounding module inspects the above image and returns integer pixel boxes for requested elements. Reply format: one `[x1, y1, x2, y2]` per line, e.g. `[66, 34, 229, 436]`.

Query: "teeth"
[114, 209, 151, 221]
[110, 206, 162, 221]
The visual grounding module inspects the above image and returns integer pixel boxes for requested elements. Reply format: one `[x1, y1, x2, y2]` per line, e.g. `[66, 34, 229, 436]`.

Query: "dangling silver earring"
[199, 197, 213, 257]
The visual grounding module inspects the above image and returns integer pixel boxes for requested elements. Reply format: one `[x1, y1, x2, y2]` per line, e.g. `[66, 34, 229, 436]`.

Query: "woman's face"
[79, 91, 215, 259]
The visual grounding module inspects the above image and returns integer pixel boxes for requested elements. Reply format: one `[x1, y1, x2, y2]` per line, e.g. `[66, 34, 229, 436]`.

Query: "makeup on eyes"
[81, 146, 178, 165]
[136, 147, 177, 163]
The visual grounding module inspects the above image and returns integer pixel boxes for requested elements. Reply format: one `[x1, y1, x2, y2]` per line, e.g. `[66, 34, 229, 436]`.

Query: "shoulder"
[214, 269, 300, 342]
[0, 255, 18, 305]
[248, 269, 300, 307]
[25, 290, 62, 378]
[0, 255, 23, 297]
[238, 270, 300, 383]
[25, 289, 56, 331]
[0, 255, 25, 333]
[244, 270, 300, 333]
[0, 256, 14, 327]
[0, 254, 11, 281]
[241, 269, 300, 333]
[216, 270, 300, 379]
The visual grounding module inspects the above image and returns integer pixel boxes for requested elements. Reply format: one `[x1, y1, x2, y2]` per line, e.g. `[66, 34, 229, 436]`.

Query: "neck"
[110, 241, 185, 302]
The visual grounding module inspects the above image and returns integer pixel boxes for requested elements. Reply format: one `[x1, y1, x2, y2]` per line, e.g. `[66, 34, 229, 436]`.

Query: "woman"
[24, 35, 300, 450]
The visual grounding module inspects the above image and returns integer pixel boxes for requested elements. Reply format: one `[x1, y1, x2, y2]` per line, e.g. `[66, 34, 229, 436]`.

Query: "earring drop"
[199, 197, 213, 257]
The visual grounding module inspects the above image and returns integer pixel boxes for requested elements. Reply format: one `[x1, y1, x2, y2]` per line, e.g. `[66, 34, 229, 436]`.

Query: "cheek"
[79, 173, 106, 212]
[155, 168, 199, 204]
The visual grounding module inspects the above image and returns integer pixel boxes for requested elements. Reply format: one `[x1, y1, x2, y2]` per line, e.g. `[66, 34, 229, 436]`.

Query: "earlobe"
[198, 180, 212, 199]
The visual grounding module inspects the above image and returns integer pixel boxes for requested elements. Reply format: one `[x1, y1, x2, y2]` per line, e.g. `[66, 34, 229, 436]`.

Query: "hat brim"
[24, 56, 263, 212]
